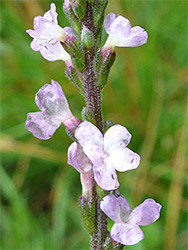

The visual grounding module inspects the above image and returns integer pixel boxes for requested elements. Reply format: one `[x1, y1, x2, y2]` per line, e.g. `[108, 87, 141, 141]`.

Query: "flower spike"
[100, 194, 162, 245]
[103, 12, 148, 50]
[26, 80, 80, 140]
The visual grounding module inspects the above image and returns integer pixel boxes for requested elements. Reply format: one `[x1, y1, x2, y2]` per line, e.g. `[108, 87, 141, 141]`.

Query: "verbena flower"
[74, 121, 140, 190]
[27, 3, 72, 65]
[26, 80, 80, 140]
[103, 12, 148, 50]
[100, 194, 162, 245]
[68, 142, 93, 199]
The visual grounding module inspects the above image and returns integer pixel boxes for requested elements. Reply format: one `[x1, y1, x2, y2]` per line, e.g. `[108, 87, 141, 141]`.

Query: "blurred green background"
[0, 0, 187, 249]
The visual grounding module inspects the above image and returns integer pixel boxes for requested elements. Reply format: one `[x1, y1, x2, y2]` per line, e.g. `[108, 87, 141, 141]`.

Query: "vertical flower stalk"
[26, 1, 161, 250]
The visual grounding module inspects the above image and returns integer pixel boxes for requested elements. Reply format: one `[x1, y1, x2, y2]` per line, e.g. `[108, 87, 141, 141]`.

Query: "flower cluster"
[26, 2, 161, 247]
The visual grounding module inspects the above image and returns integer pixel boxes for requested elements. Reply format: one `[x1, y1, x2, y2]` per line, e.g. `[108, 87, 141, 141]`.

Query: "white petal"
[111, 223, 144, 245]
[93, 164, 119, 190]
[108, 147, 140, 172]
[75, 121, 104, 165]
[100, 194, 122, 222]
[110, 15, 131, 37]
[25, 111, 61, 140]
[116, 26, 148, 47]
[40, 39, 71, 62]
[129, 199, 162, 226]
[104, 124, 131, 155]
[35, 80, 73, 122]
[67, 142, 92, 173]
[104, 13, 117, 34]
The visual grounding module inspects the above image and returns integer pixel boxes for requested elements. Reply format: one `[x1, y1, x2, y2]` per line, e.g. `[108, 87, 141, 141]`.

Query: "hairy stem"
[82, 2, 106, 250]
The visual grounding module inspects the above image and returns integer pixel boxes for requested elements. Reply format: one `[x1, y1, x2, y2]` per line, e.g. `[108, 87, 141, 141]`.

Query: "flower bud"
[94, 49, 116, 89]
[82, 107, 95, 122]
[65, 66, 84, 96]
[81, 25, 95, 49]
[63, 0, 81, 34]
[72, 0, 86, 20]
[62, 36, 85, 71]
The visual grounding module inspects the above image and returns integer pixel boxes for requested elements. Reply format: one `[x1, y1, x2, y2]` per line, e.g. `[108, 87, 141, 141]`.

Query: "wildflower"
[74, 121, 140, 190]
[100, 194, 162, 245]
[27, 3, 72, 65]
[26, 80, 80, 140]
[68, 142, 93, 200]
[103, 12, 148, 50]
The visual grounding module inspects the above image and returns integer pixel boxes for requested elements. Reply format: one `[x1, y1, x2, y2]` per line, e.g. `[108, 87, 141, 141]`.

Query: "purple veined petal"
[111, 223, 144, 245]
[35, 80, 73, 121]
[40, 39, 71, 62]
[104, 13, 117, 34]
[110, 15, 131, 37]
[93, 164, 119, 190]
[100, 194, 122, 222]
[43, 3, 58, 24]
[25, 111, 61, 140]
[104, 124, 132, 154]
[129, 199, 162, 226]
[75, 121, 104, 164]
[67, 142, 92, 173]
[120, 26, 148, 47]
[107, 147, 140, 172]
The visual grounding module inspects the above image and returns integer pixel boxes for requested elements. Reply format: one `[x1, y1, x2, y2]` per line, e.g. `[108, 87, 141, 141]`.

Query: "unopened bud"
[65, 66, 84, 96]
[63, 1, 81, 34]
[72, 0, 86, 20]
[81, 25, 94, 49]
[82, 107, 95, 122]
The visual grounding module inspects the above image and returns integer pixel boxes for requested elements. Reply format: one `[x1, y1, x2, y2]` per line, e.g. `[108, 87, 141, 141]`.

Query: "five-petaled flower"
[100, 193, 162, 245]
[25, 80, 80, 140]
[27, 3, 73, 65]
[70, 121, 140, 190]
[103, 12, 148, 50]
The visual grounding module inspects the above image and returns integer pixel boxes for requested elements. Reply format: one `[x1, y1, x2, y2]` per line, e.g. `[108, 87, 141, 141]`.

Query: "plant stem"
[82, 2, 103, 133]
[82, 2, 107, 249]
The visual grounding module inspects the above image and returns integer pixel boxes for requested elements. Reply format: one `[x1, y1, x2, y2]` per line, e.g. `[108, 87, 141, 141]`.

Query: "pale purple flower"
[68, 142, 93, 199]
[74, 121, 140, 190]
[27, 3, 72, 64]
[100, 194, 162, 245]
[26, 80, 80, 140]
[103, 13, 148, 49]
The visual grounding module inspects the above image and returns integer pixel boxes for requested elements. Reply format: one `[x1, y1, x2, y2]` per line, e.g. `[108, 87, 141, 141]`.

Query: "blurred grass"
[0, 0, 187, 249]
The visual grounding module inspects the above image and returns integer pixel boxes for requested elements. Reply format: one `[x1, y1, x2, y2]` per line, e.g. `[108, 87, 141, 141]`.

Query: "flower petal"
[75, 121, 104, 166]
[107, 147, 140, 172]
[110, 15, 131, 37]
[43, 3, 58, 24]
[93, 164, 119, 190]
[129, 199, 162, 226]
[100, 194, 122, 222]
[67, 142, 92, 173]
[35, 80, 73, 121]
[25, 111, 61, 140]
[104, 124, 131, 154]
[40, 39, 71, 62]
[104, 13, 117, 34]
[120, 26, 148, 47]
[100, 194, 131, 222]
[111, 223, 144, 245]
